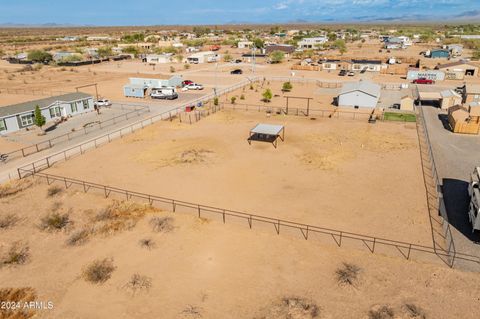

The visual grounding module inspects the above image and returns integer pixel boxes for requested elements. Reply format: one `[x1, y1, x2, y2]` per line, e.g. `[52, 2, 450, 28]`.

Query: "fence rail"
[17, 169, 480, 268]
[0, 88, 70, 97]
[415, 96, 458, 266]
[3, 104, 150, 161]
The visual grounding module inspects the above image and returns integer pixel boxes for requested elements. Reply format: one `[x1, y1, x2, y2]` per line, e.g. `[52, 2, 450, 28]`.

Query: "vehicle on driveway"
[182, 83, 204, 91]
[338, 70, 347, 76]
[95, 99, 111, 107]
[230, 69, 243, 74]
[234, 59, 242, 63]
[347, 71, 355, 76]
[413, 78, 434, 84]
[182, 80, 194, 87]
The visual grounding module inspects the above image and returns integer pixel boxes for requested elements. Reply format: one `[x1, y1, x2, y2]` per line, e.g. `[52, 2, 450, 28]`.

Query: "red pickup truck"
[413, 78, 435, 84]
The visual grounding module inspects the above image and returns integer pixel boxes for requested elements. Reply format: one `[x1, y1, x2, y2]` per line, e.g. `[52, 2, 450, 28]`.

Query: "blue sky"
[0, 0, 479, 25]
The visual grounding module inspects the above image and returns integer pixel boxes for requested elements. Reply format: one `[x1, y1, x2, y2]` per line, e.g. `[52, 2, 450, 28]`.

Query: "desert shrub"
[335, 262, 361, 286]
[66, 229, 90, 246]
[39, 212, 70, 232]
[170, 66, 175, 73]
[262, 88, 273, 102]
[262, 297, 320, 319]
[1, 241, 29, 266]
[213, 97, 219, 106]
[240, 94, 245, 100]
[93, 201, 155, 235]
[0, 179, 34, 198]
[231, 96, 237, 104]
[403, 303, 426, 319]
[124, 273, 152, 294]
[184, 64, 190, 70]
[139, 238, 156, 249]
[282, 82, 293, 92]
[181, 305, 203, 318]
[0, 214, 19, 229]
[47, 185, 63, 197]
[82, 258, 115, 284]
[0, 287, 36, 319]
[250, 84, 254, 90]
[149, 216, 174, 233]
[368, 305, 394, 319]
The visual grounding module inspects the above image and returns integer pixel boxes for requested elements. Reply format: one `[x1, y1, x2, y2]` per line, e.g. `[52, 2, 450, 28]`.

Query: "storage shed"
[440, 90, 462, 110]
[338, 80, 381, 108]
[123, 84, 147, 98]
[400, 95, 415, 111]
[448, 105, 480, 135]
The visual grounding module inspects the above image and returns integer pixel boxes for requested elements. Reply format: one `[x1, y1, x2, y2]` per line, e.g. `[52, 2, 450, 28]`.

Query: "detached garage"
[338, 81, 381, 109]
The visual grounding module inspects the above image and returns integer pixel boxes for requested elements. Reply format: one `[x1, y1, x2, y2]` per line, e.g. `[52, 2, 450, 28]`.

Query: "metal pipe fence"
[415, 98, 458, 265]
[3, 104, 150, 161]
[17, 169, 480, 269]
[0, 88, 70, 96]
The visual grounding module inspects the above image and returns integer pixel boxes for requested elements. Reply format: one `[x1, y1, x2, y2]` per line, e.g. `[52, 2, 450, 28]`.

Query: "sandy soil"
[45, 109, 430, 245]
[0, 179, 479, 319]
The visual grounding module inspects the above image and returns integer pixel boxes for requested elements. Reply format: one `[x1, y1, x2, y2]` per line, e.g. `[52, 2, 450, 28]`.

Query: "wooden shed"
[400, 95, 415, 111]
[448, 105, 480, 135]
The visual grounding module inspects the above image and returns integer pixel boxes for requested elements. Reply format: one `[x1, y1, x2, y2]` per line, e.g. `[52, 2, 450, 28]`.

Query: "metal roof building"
[338, 81, 381, 108]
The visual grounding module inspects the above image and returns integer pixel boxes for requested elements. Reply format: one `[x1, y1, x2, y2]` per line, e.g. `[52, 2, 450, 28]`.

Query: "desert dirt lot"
[44, 109, 431, 246]
[0, 179, 479, 319]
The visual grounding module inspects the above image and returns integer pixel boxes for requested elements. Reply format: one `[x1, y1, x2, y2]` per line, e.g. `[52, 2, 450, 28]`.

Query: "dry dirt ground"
[0, 178, 479, 319]
[45, 109, 430, 245]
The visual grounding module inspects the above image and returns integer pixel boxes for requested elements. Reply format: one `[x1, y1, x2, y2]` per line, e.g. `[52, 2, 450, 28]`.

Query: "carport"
[418, 91, 442, 107]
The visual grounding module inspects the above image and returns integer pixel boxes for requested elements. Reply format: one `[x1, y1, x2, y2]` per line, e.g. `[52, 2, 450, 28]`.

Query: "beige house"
[436, 61, 479, 79]
[400, 95, 415, 111]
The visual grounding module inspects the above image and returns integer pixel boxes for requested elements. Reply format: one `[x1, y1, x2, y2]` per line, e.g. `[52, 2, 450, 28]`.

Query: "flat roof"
[250, 124, 284, 136]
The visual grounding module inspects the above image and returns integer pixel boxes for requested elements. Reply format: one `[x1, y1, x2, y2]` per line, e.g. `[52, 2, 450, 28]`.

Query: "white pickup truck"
[150, 87, 178, 100]
[468, 167, 480, 232]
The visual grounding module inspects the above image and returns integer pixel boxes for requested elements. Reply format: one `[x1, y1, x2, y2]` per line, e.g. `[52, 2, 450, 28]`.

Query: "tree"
[33, 105, 46, 132]
[28, 50, 52, 63]
[122, 46, 140, 56]
[282, 82, 293, 92]
[175, 54, 184, 63]
[269, 50, 285, 64]
[262, 88, 272, 103]
[252, 38, 264, 49]
[97, 47, 112, 58]
[334, 39, 347, 55]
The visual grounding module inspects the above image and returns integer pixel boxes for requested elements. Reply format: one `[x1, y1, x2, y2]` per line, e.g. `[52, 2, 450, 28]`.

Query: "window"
[20, 114, 34, 127]
[50, 106, 62, 118]
[82, 99, 90, 109]
[325, 63, 331, 69]
[0, 119, 6, 132]
[70, 102, 77, 113]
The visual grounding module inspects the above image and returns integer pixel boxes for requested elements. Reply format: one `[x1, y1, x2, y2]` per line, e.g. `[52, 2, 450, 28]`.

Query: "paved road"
[421, 105, 480, 268]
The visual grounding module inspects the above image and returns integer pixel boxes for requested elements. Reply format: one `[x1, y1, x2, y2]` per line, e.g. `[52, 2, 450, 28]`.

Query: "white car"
[95, 99, 112, 107]
[181, 83, 204, 91]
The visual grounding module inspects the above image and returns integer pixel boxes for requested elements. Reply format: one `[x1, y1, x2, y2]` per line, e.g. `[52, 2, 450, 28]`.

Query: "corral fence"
[11, 79, 259, 171]
[0, 87, 70, 97]
[415, 93, 457, 266]
[16, 169, 480, 269]
[3, 104, 150, 161]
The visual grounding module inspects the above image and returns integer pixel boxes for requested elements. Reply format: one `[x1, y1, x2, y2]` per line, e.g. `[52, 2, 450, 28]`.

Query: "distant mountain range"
[1, 10, 479, 27]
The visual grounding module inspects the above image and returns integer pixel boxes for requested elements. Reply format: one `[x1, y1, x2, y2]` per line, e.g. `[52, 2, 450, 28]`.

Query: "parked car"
[230, 69, 243, 75]
[338, 70, 347, 76]
[181, 83, 204, 91]
[95, 99, 111, 107]
[390, 103, 400, 109]
[182, 80, 194, 87]
[151, 91, 178, 100]
[413, 78, 434, 84]
[234, 59, 242, 63]
[347, 71, 355, 76]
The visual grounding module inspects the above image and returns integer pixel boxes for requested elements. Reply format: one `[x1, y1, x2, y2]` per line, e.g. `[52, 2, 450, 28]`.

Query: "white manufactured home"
[0, 92, 93, 135]
[187, 51, 220, 64]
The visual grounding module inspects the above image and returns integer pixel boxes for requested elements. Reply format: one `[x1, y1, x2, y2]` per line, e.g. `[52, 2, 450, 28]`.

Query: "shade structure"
[248, 124, 285, 148]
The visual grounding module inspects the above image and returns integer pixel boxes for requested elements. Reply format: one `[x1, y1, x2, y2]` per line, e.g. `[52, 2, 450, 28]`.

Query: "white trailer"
[468, 167, 480, 231]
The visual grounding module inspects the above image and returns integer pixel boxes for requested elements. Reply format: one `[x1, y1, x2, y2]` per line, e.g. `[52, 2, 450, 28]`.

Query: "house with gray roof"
[338, 80, 381, 109]
[0, 92, 93, 134]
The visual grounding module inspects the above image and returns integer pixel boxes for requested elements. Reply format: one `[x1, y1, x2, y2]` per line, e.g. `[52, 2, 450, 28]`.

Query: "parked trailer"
[468, 167, 480, 231]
